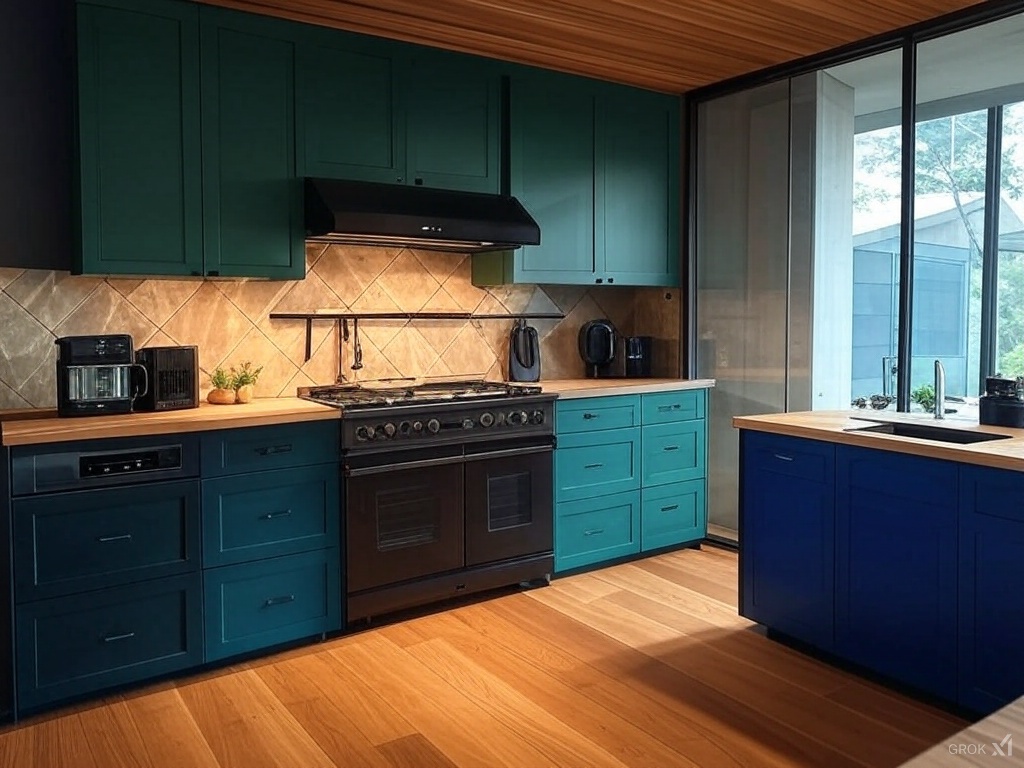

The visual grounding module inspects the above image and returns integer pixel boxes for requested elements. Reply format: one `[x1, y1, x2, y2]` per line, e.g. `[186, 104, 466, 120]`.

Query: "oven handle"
[345, 444, 552, 477]
[464, 445, 552, 462]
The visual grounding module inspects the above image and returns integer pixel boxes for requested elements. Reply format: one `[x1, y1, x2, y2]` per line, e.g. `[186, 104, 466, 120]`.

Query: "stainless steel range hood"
[304, 178, 540, 254]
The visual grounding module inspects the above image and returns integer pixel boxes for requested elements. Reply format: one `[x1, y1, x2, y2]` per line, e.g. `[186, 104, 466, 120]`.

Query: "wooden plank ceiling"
[199, 0, 983, 93]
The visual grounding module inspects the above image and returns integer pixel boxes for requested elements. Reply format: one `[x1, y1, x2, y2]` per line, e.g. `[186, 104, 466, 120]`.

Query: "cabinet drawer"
[641, 389, 705, 424]
[555, 396, 639, 434]
[641, 421, 706, 487]
[742, 431, 834, 484]
[961, 466, 1024, 523]
[555, 491, 640, 572]
[201, 422, 338, 477]
[202, 464, 339, 567]
[555, 428, 640, 502]
[642, 480, 706, 551]
[204, 549, 341, 662]
[14, 480, 200, 602]
[15, 573, 202, 712]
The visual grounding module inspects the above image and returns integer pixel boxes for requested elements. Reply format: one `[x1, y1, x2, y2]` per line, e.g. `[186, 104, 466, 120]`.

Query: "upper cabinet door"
[597, 89, 680, 287]
[405, 53, 501, 194]
[509, 74, 596, 284]
[296, 35, 405, 184]
[200, 11, 304, 279]
[75, 0, 203, 276]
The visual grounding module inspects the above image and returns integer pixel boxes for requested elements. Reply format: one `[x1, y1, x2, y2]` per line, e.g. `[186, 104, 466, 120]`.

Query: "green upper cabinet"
[75, 0, 203, 276]
[296, 33, 404, 184]
[296, 39, 501, 194]
[200, 10, 304, 279]
[473, 73, 680, 288]
[598, 87, 680, 286]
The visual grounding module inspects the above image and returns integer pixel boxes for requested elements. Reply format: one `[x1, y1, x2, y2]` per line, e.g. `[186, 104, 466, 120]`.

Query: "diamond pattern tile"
[541, 293, 603, 379]
[0, 294, 54, 389]
[260, 317, 334, 368]
[127, 280, 203, 327]
[106, 278, 146, 298]
[440, 257, 487, 312]
[377, 250, 440, 313]
[350, 335, 402, 383]
[0, 268, 25, 290]
[381, 327, 439, 379]
[6, 271, 102, 329]
[312, 244, 399, 306]
[162, 282, 251, 374]
[19, 348, 58, 408]
[471, 293, 514, 358]
[54, 283, 158, 350]
[591, 286, 638, 335]
[442, 325, 498, 378]
[489, 284, 535, 314]
[350, 283, 404, 350]
[522, 288, 562, 340]
[218, 279, 292, 322]
[225, 327, 301, 398]
[0, 378, 30, 409]
[301, 331, 340, 386]
[411, 250, 465, 284]
[542, 285, 588, 316]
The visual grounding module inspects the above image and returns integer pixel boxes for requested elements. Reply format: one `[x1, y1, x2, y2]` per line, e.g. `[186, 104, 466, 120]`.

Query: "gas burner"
[297, 379, 542, 409]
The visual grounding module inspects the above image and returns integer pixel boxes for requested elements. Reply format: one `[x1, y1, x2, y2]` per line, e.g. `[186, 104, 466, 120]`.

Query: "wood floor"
[0, 546, 968, 768]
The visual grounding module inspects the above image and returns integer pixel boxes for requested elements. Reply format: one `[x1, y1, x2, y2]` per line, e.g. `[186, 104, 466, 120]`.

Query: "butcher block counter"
[0, 398, 340, 447]
[539, 378, 715, 399]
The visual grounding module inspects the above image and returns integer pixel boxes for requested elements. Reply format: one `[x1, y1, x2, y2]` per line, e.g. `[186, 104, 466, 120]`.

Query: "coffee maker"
[578, 320, 653, 378]
[55, 335, 148, 417]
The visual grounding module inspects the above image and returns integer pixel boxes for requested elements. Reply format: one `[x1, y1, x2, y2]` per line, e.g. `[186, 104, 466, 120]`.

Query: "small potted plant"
[208, 366, 236, 405]
[911, 383, 936, 412]
[231, 361, 263, 404]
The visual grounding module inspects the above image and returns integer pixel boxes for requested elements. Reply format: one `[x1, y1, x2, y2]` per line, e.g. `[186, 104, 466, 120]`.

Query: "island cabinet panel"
[835, 445, 958, 703]
[958, 466, 1024, 715]
[740, 431, 836, 652]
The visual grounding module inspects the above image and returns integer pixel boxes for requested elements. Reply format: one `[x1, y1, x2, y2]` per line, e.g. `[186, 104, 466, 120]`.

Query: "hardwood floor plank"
[635, 551, 739, 607]
[0, 717, 35, 768]
[376, 734, 458, 768]
[121, 689, 220, 768]
[547, 572, 624, 603]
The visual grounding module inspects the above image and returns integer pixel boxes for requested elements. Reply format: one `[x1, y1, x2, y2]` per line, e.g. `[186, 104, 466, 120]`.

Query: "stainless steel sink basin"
[849, 421, 1011, 444]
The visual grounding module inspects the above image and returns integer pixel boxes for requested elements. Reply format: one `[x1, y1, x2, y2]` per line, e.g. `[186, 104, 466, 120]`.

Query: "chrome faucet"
[934, 359, 946, 419]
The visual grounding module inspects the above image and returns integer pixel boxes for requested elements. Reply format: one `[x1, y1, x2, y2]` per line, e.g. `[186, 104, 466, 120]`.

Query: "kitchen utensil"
[508, 318, 541, 382]
[351, 318, 364, 371]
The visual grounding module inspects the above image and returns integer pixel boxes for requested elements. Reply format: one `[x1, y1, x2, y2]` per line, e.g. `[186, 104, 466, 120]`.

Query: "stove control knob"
[357, 425, 375, 441]
[530, 409, 546, 425]
[399, 421, 412, 436]
[479, 412, 495, 428]
[508, 410, 527, 426]
[412, 420, 424, 433]
[462, 418, 474, 430]
[426, 418, 441, 434]
[382, 422, 397, 438]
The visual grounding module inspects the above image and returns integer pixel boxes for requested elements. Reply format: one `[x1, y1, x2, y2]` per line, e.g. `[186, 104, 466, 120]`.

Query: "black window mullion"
[896, 38, 917, 412]
[980, 106, 1003, 390]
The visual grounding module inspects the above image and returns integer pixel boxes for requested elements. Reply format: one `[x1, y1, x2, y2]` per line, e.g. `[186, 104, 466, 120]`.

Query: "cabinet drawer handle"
[260, 509, 293, 521]
[773, 453, 794, 462]
[658, 404, 683, 412]
[263, 594, 296, 608]
[97, 533, 132, 543]
[103, 631, 136, 643]
[256, 444, 293, 456]
[582, 413, 600, 420]
[583, 528, 604, 537]
[584, 463, 604, 469]
[660, 504, 679, 512]
[663, 445, 680, 452]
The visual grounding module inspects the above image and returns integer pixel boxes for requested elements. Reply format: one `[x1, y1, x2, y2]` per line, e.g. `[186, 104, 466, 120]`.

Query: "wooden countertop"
[733, 410, 1024, 472]
[899, 696, 1023, 766]
[0, 398, 340, 447]
[538, 378, 715, 399]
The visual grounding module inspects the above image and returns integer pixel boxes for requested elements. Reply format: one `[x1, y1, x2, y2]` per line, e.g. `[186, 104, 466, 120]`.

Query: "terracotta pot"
[207, 387, 236, 405]
[235, 384, 255, 404]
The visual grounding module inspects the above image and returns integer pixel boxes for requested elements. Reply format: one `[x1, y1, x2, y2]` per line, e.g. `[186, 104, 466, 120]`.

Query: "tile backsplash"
[0, 245, 680, 409]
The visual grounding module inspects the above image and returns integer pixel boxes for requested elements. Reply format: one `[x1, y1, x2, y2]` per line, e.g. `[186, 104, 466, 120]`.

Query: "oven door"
[345, 447, 464, 593]
[464, 438, 553, 567]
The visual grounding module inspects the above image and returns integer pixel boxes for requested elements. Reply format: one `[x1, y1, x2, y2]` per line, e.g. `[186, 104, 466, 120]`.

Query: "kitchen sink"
[849, 421, 1011, 444]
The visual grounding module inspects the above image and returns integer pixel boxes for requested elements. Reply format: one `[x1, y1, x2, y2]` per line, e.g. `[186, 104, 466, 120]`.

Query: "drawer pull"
[582, 413, 600, 420]
[256, 444, 293, 457]
[583, 528, 605, 537]
[103, 631, 136, 643]
[663, 445, 680, 452]
[657, 403, 683, 412]
[773, 453, 794, 462]
[584, 463, 604, 469]
[260, 509, 293, 521]
[263, 594, 296, 608]
[660, 504, 679, 512]
[97, 533, 133, 543]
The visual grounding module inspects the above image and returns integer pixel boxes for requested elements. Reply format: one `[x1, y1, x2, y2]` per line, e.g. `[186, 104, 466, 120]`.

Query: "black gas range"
[297, 379, 556, 624]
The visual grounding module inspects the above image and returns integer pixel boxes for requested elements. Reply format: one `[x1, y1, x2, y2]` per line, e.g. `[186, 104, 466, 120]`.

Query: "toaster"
[134, 346, 200, 411]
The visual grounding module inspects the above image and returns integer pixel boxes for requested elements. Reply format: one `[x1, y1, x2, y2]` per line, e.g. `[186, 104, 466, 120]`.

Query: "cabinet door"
[959, 466, 1024, 715]
[297, 35, 404, 184]
[200, 10, 304, 279]
[740, 432, 835, 652]
[509, 74, 596, 284]
[76, 0, 203, 276]
[597, 88, 680, 287]
[555, 490, 640, 572]
[641, 479, 705, 551]
[555, 428, 640, 503]
[835, 446, 958, 701]
[406, 53, 501, 194]
[641, 421, 706, 487]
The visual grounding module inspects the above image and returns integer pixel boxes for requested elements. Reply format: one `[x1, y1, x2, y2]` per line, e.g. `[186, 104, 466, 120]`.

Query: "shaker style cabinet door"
[75, 0, 203, 276]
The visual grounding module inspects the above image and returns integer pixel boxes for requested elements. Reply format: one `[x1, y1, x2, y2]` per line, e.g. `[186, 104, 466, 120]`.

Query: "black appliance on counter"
[578, 320, 653, 379]
[134, 345, 200, 412]
[298, 379, 555, 623]
[979, 376, 1024, 428]
[55, 335, 147, 417]
[508, 319, 541, 382]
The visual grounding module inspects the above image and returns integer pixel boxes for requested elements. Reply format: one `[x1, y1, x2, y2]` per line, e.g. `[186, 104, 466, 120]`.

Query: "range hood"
[304, 178, 540, 254]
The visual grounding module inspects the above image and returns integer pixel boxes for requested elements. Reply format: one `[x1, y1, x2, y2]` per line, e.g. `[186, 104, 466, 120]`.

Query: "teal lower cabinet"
[641, 480, 705, 552]
[203, 549, 340, 662]
[15, 573, 203, 712]
[553, 388, 709, 573]
[555, 491, 640, 572]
